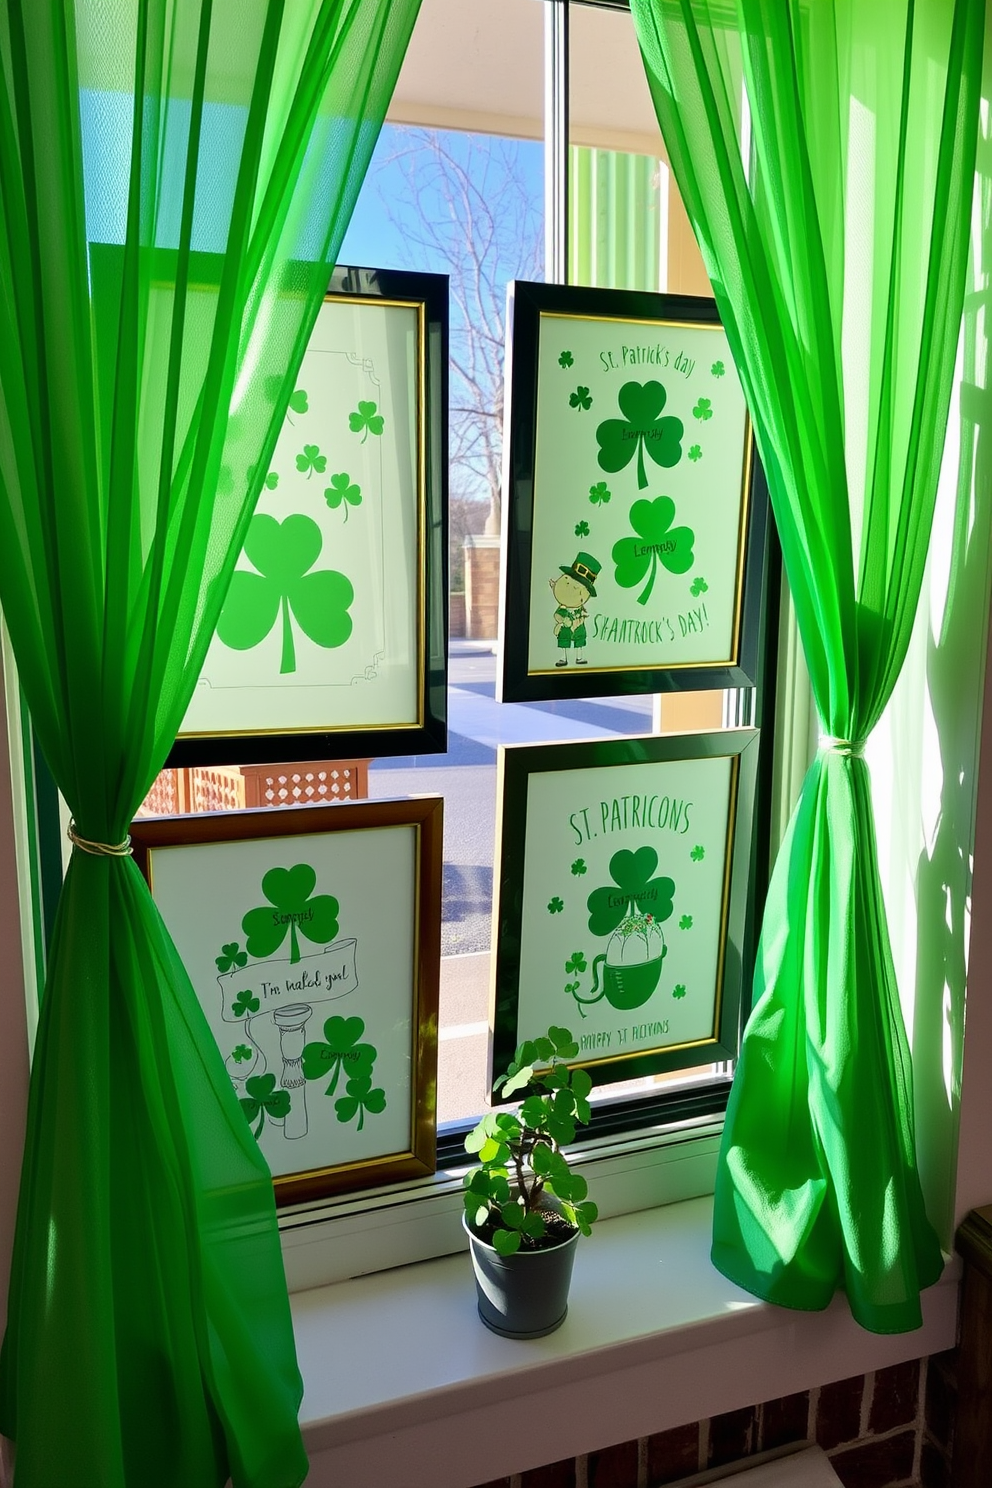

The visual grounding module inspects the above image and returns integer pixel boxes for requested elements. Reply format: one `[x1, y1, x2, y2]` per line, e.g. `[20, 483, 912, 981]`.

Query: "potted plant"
[462, 1025, 599, 1337]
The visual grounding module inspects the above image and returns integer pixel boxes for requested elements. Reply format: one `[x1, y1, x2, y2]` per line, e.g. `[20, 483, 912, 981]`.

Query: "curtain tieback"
[67, 820, 133, 857]
[819, 735, 866, 758]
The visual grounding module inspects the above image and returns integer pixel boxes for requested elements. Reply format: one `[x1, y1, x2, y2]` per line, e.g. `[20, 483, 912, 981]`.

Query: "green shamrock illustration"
[690, 844, 705, 862]
[571, 859, 587, 876]
[302, 1014, 377, 1097]
[324, 472, 362, 522]
[589, 482, 611, 506]
[232, 989, 260, 1016]
[564, 980, 580, 997]
[288, 388, 309, 416]
[569, 386, 593, 411]
[559, 350, 574, 368]
[240, 1074, 291, 1140]
[679, 915, 693, 930]
[548, 897, 564, 914]
[612, 497, 695, 606]
[690, 576, 708, 597]
[216, 941, 248, 973]
[241, 864, 340, 965]
[264, 471, 279, 490]
[349, 400, 385, 442]
[673, 984, 687, 1000]
[711, 361, 725, 377]
[596, 381, 684, 489]
[574, 520, 590, 538]
[692, 398, 713, 421]
[335, 1073, 387, 1130]
[587, 847, 675, 937]
[216, 513, 353, 675]
[688, 445, 702, 462]
[565, 951, 587, 975]
[296, 444, 326, 478]
[231, 1044, 253, 1064]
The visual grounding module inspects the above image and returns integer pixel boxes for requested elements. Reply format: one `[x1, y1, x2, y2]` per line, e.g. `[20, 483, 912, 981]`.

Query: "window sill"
[293, 1195, 960, 1488]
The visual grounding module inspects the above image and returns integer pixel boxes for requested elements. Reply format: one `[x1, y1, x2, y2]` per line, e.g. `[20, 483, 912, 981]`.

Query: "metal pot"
[462, 1211, 580, 1338]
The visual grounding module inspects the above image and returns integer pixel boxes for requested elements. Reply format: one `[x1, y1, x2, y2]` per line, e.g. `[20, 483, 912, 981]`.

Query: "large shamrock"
[612, 497, 695, 606]
[587, 847, 675, 937]
[240, 1074, 291, 1139]
[302, 1015, 377, 1097]
[595, 381, 683, 489]
[216, 513, 353, 674]
[241, 864, 340, 964]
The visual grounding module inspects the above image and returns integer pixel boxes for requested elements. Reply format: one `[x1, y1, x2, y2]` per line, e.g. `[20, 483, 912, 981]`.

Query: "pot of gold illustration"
[569, 847, 675, 1017]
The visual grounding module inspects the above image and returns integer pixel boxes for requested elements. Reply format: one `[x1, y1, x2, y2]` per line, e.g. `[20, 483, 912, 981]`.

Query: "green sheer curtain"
[0, 3, 419, 1484]
[631, 0, 984, 1333]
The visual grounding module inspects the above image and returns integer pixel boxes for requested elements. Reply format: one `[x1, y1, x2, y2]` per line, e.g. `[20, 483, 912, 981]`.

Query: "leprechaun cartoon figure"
[550, 551, 600, 667]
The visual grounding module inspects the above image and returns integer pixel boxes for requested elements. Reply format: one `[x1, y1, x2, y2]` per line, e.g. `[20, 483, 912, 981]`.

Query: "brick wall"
[469, 1350, 958, 1488]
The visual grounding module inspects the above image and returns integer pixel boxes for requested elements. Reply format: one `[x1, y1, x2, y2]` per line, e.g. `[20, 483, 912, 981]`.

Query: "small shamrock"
[349, 400, 385, 441]
[612, 497, 695, 605]
[324, 472, 362, 522]
[596, 380, 684, 489]
[711, 361, 725, 377]
[240, 1073, 291, 1140]
[264, 471, 279, 490]
[692, 397, 713, 421]
[548, 896, 564, 914]
[679, 914, 693, 930]
[303, 1015, 377, 1097]
[232, 989, 260, 1017]
[565, 951, 587, 975]
[558, 350, 574, 368]
[569, 386, 593, 411]
[589, 481, 611, 506]
[690, 576, 709, 597]
[231, 1044, 253, 1064]
[574, 520, 590, 538]
[672, 984, 687, 1000]
[688, 445, 702, 462]
[216, 941, 248, 973]
[242, 863, 340, 965]
[690, 844, 706, 862]
[564, 981, 580, 996]
[571, 859, 587, 876]
[296, 443, 326, 477]
[288, 388, 309, 416]
[335, 1072, 387, 1130]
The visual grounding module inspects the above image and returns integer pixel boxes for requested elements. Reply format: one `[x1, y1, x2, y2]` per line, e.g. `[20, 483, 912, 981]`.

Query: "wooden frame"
[498, 279, 769, 703]
[170, 265, 448, 767]
[490, 729, 759, 1092]
[132, 796, 442, 1204]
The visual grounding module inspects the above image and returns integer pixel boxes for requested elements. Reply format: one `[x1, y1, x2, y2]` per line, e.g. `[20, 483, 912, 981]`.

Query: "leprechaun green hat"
[559, 551, 601, 598]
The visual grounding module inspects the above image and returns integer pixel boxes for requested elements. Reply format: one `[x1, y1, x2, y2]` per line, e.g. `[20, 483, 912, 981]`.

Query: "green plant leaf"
[296, 443, 326, 477]
[570, 1068, 593, 1100]
[521, 1211, 547, 1240]
[242, 863, 340, 964]
[596, 380, 683, 488]
[500, 1201, 525, 1230]
[493, 1229, 522, 1257]
[349, 400, 385, 441]
[612, 496, 695, 607]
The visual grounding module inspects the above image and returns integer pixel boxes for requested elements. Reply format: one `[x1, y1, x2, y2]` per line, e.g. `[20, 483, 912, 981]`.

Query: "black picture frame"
[490, 729, 760, 1092]
[168, 265, 448, 768]
[498, 279, 769, 704]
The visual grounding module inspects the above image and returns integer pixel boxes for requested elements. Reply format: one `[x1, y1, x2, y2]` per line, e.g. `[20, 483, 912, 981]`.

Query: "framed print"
[169, 265, 448, 767]
[131, 796, 442, 1204]
[490, 730, 759, 1090]
[498, 280, 769, 703]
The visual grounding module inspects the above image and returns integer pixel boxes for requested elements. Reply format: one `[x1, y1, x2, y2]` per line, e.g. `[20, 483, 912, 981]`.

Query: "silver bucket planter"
[462, 1213, 580, 1338]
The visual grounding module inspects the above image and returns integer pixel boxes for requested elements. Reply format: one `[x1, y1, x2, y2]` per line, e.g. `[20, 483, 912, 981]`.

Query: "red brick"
[925, 1354, 957, 1451]
[521, 1459, 576, 1488]
[868, 1360, 919, 1435]
[708, 1405, 758, 1467]
[920, 1437, 952, 1488]
[829, 1428, 915, 1488]
[647, 1422, 699, 1484]
[761, 1392, 810, 1450]
[587, 1439, 638, 1488]
[816, 1375, 867, 1450]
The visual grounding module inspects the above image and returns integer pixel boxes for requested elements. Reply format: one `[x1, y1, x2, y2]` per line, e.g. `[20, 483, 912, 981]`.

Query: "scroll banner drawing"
[217, 940, 359, 1021]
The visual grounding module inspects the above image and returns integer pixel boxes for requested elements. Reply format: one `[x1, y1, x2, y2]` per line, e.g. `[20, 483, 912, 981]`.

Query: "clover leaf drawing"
[296, 443, 326, 477]
[565, 952, 587, 975]
[548, 896, 564, 914]
[231, 1044, 253, 1064]
[349, 400, 384, 442]
[564, 980, 580, 997]
[711, 361, 725, 377]
[571, 859, 587, 876]
[673, 984, 687, 1000]
[302, 1015, 377, 1097]
[690, 844, 705, 862]
[232, 989, 260, 1017]
[241, 864, 340, 965]
[688, 445, 702, 462]
[335, 1073, 387, 1130]
[216, 942, 248, 973]
[589, 482, 611, 506]
[587, 847, 675, 938]
[679, 914, 693, 930]
[324, 472, 362, 522]
[692, 398, 713, 421]
[574, 520, 590, 538]
[569, 386, 592, 411]
[559, 350, 574, 368]
[240, 1074, 291, 1140]
[690, 576, 708, 597]
[596, 381, 684, 489]
[289, 388, 309, 416]
[264, 471, 279, 490]
[612, 497, 695, 606]
[216, 513, 353, 675]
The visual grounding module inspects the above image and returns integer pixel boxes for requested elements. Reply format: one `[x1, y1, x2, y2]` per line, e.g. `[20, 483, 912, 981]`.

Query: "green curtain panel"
[0, 2, 419, 1484]
[631, 0, 984, 1332]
